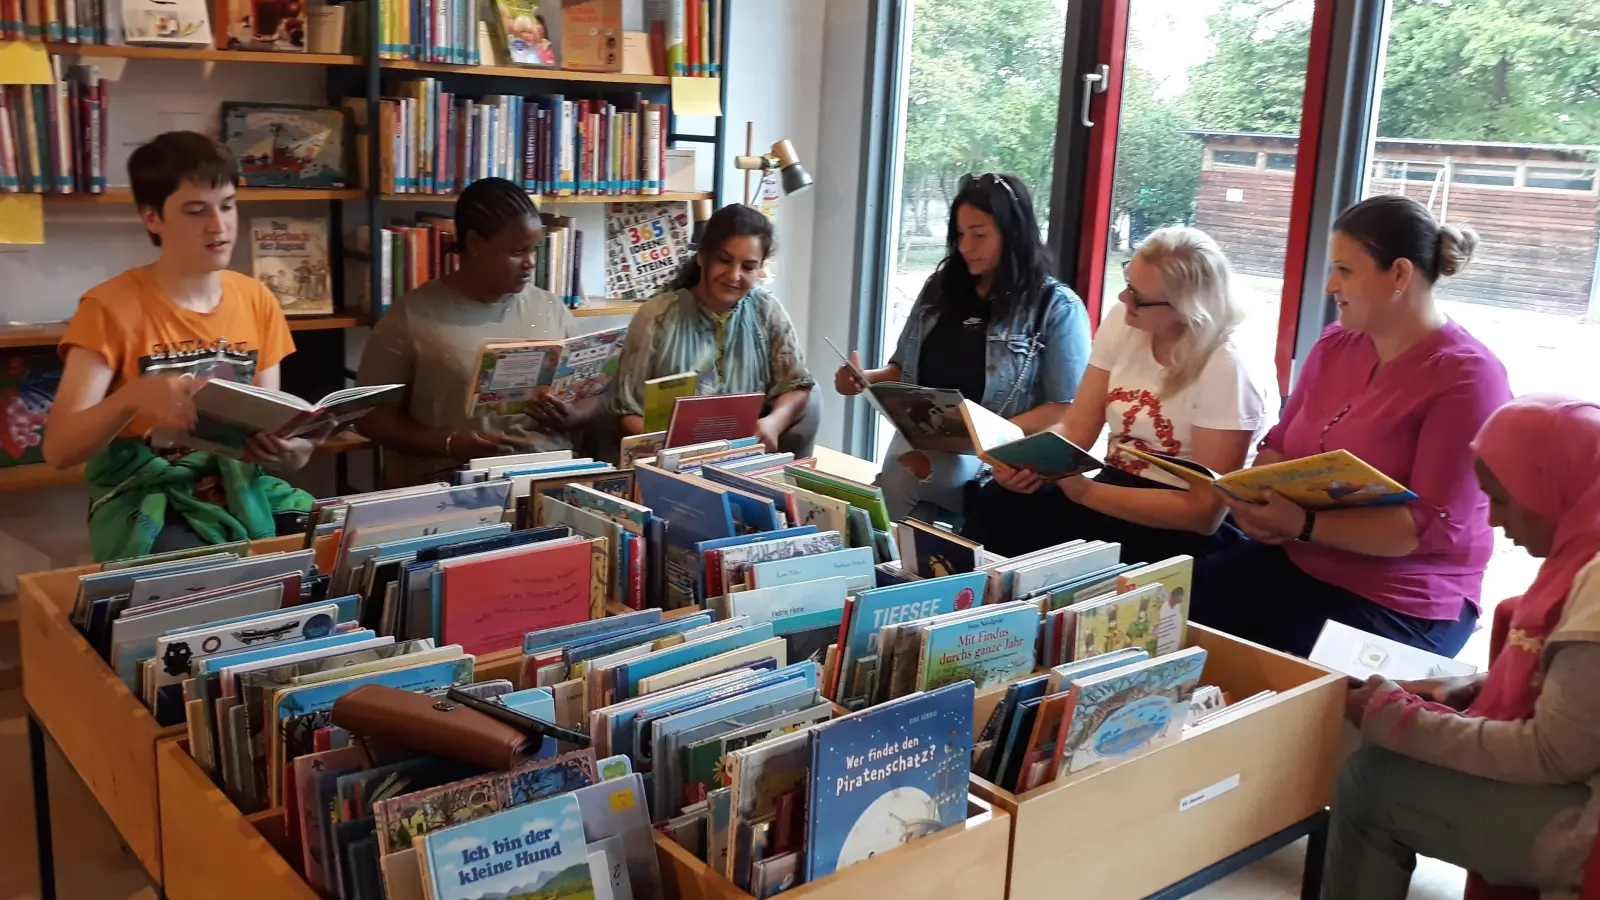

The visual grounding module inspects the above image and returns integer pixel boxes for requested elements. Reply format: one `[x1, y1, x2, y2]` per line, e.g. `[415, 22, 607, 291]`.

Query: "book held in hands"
[148, 381, 403, 456]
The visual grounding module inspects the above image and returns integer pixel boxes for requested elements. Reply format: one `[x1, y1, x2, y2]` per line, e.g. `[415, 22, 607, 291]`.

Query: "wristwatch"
[1297, 510, 1317, 543]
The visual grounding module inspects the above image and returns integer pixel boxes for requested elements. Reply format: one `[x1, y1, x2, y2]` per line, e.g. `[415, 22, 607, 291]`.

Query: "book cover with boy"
[1116, 556, 1194, 657]
[804, 681, 974, 882]
[419, 793, 592, 900]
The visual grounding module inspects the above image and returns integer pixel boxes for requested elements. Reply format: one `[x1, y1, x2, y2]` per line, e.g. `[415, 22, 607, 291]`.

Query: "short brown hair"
[127, 131, 240, 246]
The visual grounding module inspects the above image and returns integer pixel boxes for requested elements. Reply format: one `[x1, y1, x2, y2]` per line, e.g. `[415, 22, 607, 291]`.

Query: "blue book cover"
[839, 571, 988, 700]
[500, 687, 558, 758]
[973, 674, 1050, 783]
[195, 630, 379, 674]
[748, 547, 875, 591]
[604, 662, 818, 771]
[728, 576, 850, 628]
[272, 657, 475, 730]
[804, 681, 975, 881]
[723, 488, 782, 535]
[562, 613, 714, 669]
[1059, 647, 1207, 775]
[615, 622, 776, 700]
[523, 609, 663, 654]
[421, 794, 591, 900]
[636, 465, 737, 605]
[917, 603, 1041, 692]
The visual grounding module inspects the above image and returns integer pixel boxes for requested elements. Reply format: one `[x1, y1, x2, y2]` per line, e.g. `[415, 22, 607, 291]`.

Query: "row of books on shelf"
[359, 84, 669, 198]
[0, 62, 106, 194]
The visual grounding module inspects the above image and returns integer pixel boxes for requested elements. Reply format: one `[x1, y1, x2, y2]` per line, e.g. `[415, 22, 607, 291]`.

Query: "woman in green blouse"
[613, 204, 818, 453]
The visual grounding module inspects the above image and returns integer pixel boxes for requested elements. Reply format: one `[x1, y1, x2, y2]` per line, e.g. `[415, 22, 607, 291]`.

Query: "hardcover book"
[837, 571, 986, 701]
[1116, 556, 1194, 657]
[1055, 646, 1207, 776]
[1069, 584, 1166, 662]
[251, 218, 333, 315]
[418, 793, 591, 900]
[665, 392, 765, 449]
[804, 681, 974, 882]
[0, 349, 61, 468]
[916, 603, 1040, 692]
[468, 326, 628, 415]
[643, 371, 696, 433]
[1121, 446, 1417, 511]
[221, 102, 348, 189]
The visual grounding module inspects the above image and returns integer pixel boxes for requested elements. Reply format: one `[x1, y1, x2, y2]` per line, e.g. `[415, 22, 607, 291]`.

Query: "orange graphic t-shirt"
[60, 267, 296, 439]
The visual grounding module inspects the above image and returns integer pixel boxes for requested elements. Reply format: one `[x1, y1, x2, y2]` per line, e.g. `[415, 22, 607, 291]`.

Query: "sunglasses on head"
[1120, 259, 1172, 309]
[959, 172, 1022, 211]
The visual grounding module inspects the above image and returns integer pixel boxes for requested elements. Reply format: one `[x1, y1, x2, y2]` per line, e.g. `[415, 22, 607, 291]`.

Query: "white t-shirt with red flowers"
[1088, 304, 1278, 488]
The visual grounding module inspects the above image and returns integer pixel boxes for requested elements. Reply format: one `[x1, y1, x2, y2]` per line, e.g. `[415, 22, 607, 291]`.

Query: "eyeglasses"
[1119, 260, 1172, 309]
[959, 172, 1022, 211]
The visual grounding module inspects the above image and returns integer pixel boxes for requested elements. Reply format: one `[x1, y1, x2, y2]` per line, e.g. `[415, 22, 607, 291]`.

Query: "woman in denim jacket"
[836, 174, 1091, 523]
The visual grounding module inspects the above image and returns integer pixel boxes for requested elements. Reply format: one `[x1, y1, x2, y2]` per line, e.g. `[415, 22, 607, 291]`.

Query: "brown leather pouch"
[331, 684, 534, 770]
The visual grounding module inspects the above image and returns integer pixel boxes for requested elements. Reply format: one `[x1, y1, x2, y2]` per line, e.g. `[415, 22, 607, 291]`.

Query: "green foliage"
[1184, 0, 1313, 134]
[1111, 64, 1201, 233]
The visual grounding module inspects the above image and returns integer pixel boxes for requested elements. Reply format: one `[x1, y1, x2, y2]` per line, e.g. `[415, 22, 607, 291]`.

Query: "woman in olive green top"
[613, 204, 818, 453]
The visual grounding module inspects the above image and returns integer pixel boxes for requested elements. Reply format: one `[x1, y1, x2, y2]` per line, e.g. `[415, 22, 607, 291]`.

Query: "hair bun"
[1435, 223, 1479, 278]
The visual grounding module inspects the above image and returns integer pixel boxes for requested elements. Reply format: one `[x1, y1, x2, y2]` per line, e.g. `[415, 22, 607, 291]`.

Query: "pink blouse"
[1262, 320, 1512, 620]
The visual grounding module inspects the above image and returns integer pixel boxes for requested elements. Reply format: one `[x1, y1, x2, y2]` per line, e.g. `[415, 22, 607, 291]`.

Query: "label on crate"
[1178, 773, 1240, 812]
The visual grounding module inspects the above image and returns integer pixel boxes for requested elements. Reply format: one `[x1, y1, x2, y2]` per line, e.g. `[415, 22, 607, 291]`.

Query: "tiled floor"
[0, 679, 1467, 900]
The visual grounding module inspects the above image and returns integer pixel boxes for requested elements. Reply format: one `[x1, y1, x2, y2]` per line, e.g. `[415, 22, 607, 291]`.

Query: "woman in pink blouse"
[1190, 195, 1512, 657]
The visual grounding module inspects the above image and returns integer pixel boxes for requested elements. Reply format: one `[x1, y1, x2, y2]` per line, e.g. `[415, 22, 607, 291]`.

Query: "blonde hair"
[1131, 226, 1245, 396]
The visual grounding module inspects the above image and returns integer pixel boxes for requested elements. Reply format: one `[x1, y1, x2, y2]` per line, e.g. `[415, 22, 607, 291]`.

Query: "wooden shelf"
[380, 58, 670, 85]
[381, 191, 712, 204]
[0, 463, 84, 492]
[570, 300, 644, 317]
[0, 315, 360, 350]
[45, 42, 361, 66]
[44, 188, 365, 203]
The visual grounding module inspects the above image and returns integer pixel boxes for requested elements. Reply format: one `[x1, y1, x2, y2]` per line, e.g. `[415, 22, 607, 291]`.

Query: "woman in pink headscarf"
[1325, 394, 1600, 900]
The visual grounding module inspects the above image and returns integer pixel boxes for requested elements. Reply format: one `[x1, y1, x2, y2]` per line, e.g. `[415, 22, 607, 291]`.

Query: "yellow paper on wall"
[0, 194, 44, 244]
[0, 41, 53, 85]
[670, 76, 722, 117]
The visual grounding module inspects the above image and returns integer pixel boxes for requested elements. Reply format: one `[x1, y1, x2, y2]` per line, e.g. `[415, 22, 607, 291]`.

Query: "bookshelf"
[379, 58, 672, 86]
[44, 188, 368, 203]
[46, 42, 361, 65]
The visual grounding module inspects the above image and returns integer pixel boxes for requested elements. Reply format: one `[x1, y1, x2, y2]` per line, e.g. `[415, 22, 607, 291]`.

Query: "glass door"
[1084, 0, 1320, 386]
[873, 0, 1075, 462]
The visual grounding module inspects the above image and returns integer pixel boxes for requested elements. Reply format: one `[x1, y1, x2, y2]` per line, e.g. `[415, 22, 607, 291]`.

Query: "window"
[1265, 152, 1297, 171]
[1371, 159, 1444, 183]
[1211, 149, 1260, 169]
[1451, 163, 1517, 187]
[1525, 165, 1597, 192]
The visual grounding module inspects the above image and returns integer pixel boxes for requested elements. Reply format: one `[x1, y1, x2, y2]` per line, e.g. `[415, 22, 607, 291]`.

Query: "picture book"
[972, 673, 1049, 783]
[804, 681, 974, 882]
[1009, 541, 1122, 600]
[681, 702, 833, 808]
[251, 218, 333, 315]
[0, 349, 61, 468]
[713, 530, 844, 596]
[570, 775, 663, 900]
[644, 372, 698, 433]
[1056, 646, 1207, 776]
[1309, 620, 1476, 682]
[979, 430, 1104, 480]
[485, 0, 560, 67]
[418, 793, 591, 900]
[214, 0, 305, 51]
[1069, 584, 1165, 662]
[838, 571, 986, 700]
[1116, 556, 1194, 656]
[1120, 446, 1417, 511]
[439, 539, 594, 655]
[747, 548, 875, 592]
[523, 609, 662, 655]
[784, 466, 892, 532]
[897, 519, 981, 579]
[725, 729, 812, 887]
[148, 381, 403, 455]
[468, 326, 628, 415]
[619, 431, 667, 469]
[917, 603, 1040, 692]
[665, 393, 765, 449]
[635, 464, 737, 606]
[559, 0, 621, 72]
[221, 102, 348, 189]
[604, 202, 693, 300]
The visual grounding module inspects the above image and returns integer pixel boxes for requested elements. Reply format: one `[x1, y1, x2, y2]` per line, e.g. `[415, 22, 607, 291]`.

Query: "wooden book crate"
[655, 797, 1010, 900]
[969, 624, 1344, 900]
[18, 534, 306, 882]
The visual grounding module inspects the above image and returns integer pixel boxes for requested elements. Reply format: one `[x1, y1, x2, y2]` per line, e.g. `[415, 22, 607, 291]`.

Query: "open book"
[467, 325, 627, 416]
[149, 381, 403, 456]
[1120, 446, 1417, 510]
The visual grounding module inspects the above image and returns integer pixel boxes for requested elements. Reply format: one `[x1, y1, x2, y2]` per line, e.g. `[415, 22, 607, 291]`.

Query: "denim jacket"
[889, 275, 1092, 417]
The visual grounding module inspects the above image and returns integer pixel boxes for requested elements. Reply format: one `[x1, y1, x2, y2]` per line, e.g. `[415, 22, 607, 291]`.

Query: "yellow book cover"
[1121, 446, 1415, 511]
[644, 370, 696, 432]
[1116, 555, 1194, 656]
[1070, 583, 1163, 662]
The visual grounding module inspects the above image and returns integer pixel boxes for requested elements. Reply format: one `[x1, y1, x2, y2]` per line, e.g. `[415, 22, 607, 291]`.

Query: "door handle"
[1080, 64, 1110, 128]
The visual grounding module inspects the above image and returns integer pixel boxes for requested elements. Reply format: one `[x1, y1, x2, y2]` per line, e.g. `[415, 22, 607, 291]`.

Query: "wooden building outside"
[1188, 131, 1600, 315]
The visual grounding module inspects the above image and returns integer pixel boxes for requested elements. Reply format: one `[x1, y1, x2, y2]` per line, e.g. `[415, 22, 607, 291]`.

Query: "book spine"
[521, 101, 535, 191]
[433, 0, 446, 63]
[18, 85, 38, 192]
[643, 105, 661, 194]
[710, 0, 720, 75]
[66, 67, 80, 191]
[0, 90, 15, 192]
[571, 227, 583, 307]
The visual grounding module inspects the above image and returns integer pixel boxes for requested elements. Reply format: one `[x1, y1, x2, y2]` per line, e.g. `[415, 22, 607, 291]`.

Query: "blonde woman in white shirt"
[962, 226, 1278, 562]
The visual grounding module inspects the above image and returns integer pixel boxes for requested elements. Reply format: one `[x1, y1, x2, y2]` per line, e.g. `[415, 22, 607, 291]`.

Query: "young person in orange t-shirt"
[44, 131, 328, 561]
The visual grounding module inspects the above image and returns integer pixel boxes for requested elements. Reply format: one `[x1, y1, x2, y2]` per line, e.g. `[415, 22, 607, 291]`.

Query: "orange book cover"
[440, 539, 593, 655]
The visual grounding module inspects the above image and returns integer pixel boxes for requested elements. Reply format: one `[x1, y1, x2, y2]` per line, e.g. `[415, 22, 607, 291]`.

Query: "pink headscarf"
[1466, 394, 1600, 722]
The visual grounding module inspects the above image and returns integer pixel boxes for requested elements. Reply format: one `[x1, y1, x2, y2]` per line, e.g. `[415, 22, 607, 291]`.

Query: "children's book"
[1121, 446, 1417, 510]
[468, 325, 628, 415]
[1054, 646, 1207, 777]
[836, 571, 987, 701]
[804, 681, 974, 882]
[485, 0, 560, 66]
[665, 393, 765, 449]
[251, 218, 333, 315]
[1069, 584, 1166, 662]
[148, 381, 403, 455]
[916, 602, 1040, 693]
[1116, 556, 1193, 657]
[417, 793, 591, 900]
[784, 466, 891, 532]
[619, 431, 668, 469]
[896, 518, 981, 579]
[0, 349, 61, 468]
[979, 430, 1104, 480]
[1309, 620, 1477, 681]
[972, 673, 1049, 783]
[747, 548, 874, 592]
[644, 371, 697, 432]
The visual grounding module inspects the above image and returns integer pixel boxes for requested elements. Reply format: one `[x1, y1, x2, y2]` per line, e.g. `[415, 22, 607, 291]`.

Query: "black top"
[917, 288, 990, 401]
